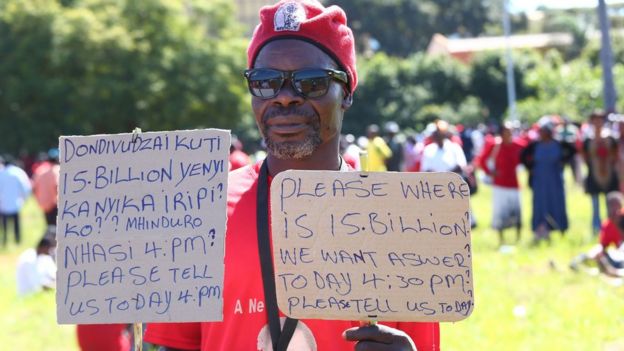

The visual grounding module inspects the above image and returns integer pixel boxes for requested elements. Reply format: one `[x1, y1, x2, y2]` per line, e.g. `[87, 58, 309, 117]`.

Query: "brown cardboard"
[270, 170, 473, 322]
[56, 129, 229, 324]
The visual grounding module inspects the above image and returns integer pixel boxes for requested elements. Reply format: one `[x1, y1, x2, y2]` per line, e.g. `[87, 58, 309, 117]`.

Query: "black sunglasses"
[244, 68, 348, 99]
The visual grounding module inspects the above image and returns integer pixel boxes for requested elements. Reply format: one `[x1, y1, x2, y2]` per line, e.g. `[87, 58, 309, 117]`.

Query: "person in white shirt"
[0, 155, 32, 246]
[16, 237, 57, 296]
[421, 120, 467, 173]
[421, 120, 477, 228]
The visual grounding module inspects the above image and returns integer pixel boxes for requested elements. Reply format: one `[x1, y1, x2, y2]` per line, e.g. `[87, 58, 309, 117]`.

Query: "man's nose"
[272, 80, 305, 106]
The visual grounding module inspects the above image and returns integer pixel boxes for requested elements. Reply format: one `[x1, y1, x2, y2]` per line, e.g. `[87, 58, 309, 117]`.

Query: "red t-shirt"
[145, 163, 440, 351]
[599, 219, 623, 248]
[477, 139, 523, 189]
[76, 324, 130, 351]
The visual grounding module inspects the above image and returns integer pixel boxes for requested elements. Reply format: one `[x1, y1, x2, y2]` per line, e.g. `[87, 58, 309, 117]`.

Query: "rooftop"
[428, 33, 573, 54]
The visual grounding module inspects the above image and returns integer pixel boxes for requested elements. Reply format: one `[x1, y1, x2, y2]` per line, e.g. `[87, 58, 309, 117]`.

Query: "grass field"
[1, 170, 623, 350]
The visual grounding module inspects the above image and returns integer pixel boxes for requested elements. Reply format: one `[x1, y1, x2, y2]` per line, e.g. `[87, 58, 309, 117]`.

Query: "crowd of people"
[328, 114, 619, 244]
[333, 112, 624, 278]
[1, 151, 58, 298]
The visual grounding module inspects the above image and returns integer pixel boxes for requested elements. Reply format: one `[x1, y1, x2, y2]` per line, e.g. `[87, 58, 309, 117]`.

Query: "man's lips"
[265, 116, 311, 135]
[267, 123, 310, 135]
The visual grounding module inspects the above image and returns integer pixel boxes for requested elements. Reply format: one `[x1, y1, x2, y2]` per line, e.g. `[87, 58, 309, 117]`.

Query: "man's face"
[433, 130, 446, 145]
[591, 116, 605, 131]
[251, 40, 349, 160]
[539, 126, 552, 140]
[501, 128, 512, 143]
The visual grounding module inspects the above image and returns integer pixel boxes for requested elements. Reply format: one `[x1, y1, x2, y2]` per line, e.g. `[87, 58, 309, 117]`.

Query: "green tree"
[343, 53, 404, 134]
[542, 12, 588, 59]
[582, 36, 624, 68]
[326, 0, 495, 57]
[0, 0, 61, 155]
[0, 0, 251, 155]
[344, 52, 471, 134]
[468, 50, 539, 122]
[517, 51, 604, 122]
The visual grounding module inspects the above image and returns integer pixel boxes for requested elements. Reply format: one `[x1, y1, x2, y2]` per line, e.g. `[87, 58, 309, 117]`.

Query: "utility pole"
[598, 0, 617, 112]
[503, 0, 518, 122]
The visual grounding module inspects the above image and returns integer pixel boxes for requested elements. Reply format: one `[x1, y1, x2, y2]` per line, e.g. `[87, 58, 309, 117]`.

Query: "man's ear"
[342, 93, 353, 110]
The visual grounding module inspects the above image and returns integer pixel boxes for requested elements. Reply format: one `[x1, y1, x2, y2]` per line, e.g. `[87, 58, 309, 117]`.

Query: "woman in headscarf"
[521, 116, 575, 243]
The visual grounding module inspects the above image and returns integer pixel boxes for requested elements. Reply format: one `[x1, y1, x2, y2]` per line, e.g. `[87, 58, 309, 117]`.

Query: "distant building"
[427, 33, 573, 63]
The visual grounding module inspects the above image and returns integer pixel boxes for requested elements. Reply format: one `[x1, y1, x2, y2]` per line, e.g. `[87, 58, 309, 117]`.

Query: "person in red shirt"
[477, 122, 525, 245]
[32, 149, 60, 225]
[229, 136, 251, 171]
[145, 1, 439, 350]
[570, 191, 624, 275]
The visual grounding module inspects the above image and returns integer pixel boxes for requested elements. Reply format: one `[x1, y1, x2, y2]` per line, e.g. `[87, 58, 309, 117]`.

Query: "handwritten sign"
[56, 129, 230, 324]
[271, 171, 473, 322]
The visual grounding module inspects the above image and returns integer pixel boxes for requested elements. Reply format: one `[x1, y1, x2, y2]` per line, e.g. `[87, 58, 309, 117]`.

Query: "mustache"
[262, 106, 317, 122]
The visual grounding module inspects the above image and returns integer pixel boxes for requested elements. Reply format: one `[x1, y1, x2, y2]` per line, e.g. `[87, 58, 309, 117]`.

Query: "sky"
[510, 0, 624, 13]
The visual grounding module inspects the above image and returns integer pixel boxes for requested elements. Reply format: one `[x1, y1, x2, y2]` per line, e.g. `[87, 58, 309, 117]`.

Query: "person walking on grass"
[0, 154, 32, 246]
[477, 121, 525, 246]
[521, 116, 575, 244]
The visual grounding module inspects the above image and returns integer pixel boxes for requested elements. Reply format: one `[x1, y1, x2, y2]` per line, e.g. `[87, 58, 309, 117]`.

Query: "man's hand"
[343, 324, 417, 351]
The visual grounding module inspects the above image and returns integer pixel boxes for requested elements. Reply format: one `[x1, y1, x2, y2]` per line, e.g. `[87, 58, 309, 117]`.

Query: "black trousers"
[45, 206, 58, 225]
[1, 213, 20, 246]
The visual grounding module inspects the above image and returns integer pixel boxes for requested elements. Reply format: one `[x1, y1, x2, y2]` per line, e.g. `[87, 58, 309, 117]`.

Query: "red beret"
[247, 0, 358, 94]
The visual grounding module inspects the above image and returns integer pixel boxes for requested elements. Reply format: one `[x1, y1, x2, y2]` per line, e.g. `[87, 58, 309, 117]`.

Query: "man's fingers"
[343, 325, 395, 344]
[354, 341, 395, 351]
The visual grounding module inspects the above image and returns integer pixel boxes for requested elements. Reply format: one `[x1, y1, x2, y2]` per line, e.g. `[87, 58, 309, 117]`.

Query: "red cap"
[247, 0, 358, 94]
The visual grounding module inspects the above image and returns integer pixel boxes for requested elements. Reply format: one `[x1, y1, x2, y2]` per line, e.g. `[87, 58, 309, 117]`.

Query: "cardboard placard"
[56, 129, 230, 324]
[271, 171, 474, 322]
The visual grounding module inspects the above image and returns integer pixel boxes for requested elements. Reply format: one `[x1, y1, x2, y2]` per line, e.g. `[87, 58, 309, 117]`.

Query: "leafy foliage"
[0, 0, 251, 154]
[345, 49, 542, 134]
[518, 50, 604, 122]
[326, 0, 495, 57]
[345, 52, 471, 134]
[0, 0, 620, 154]
[469, 50, 539, 122]
[542, 12, 588, 59]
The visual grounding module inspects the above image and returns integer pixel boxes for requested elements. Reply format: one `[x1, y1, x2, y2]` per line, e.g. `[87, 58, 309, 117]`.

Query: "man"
[16, 236, 56, 296]
[229, 135, 251, 171]
[420, 120, 467, 173]
[384, 121, 404, 171]
[0, 155, 32, 246]
[582, 111, 618, 236]
[422, 120, 476, 228]
[570, 191, 624, 276]
[366, 124, 393, 171]
[32, 148, 60, 225]
[145, 1, 439, 350]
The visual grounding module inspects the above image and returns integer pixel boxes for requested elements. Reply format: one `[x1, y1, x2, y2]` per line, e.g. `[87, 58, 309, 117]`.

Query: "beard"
[261, 107, 322, 160]
[263, 121, 322, 160]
